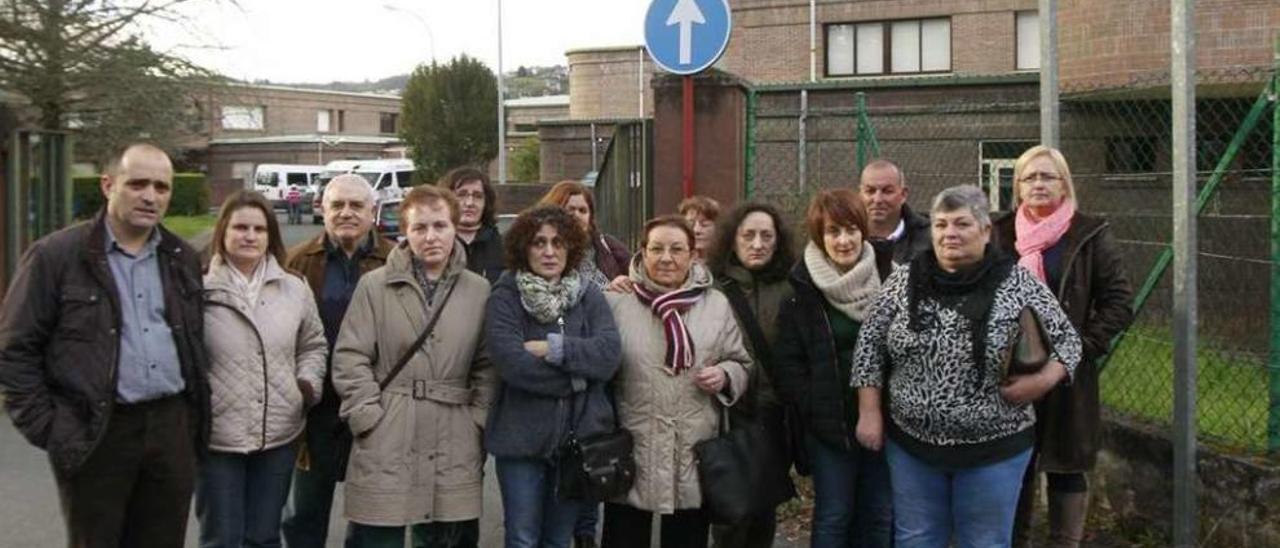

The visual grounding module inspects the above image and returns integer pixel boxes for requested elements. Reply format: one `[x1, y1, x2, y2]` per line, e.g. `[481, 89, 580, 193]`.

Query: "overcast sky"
[144, 0, 651, 84]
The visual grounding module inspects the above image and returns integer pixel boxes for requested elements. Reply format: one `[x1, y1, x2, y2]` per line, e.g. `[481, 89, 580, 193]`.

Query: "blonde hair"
[1012, 145, 1077, 208]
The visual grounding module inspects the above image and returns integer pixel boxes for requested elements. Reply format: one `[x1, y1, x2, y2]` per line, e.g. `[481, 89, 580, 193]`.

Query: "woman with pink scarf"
[993, 145, 1134, 548]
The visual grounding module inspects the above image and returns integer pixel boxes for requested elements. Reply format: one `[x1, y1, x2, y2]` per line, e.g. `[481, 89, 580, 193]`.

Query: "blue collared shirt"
[104, 224, 185, 403]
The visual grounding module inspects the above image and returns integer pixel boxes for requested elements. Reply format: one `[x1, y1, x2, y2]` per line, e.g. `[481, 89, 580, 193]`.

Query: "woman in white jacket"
[197, 190, 327, 548]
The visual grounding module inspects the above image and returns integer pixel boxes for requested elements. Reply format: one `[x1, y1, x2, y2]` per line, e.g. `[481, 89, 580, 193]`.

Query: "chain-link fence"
[1061, 67, 1277, 454]
[744, 67, 1279, 457]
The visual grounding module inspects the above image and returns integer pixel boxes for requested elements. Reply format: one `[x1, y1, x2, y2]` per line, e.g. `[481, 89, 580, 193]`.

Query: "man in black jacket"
[0, 144, 209, 548]
[859, 159, 932, 279]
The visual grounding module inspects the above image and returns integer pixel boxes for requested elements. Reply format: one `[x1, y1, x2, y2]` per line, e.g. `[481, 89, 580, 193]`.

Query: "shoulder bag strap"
[377, 278, 459, 391]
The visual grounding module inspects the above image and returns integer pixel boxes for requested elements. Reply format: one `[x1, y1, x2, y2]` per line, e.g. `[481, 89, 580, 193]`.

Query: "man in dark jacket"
[859, 159, 931, 278]
[281, 174, 394, 548]
[0, 143, 210, 547]
[440, 167, 505, 284]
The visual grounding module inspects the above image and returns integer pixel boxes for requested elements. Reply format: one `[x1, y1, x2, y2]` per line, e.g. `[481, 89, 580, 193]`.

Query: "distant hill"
[255, 65, 568, 98]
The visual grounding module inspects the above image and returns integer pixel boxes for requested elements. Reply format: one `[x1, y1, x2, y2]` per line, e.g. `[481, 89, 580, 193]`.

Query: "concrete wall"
[566, 46, 656, 119]
[1095, 415, 1280, 546]
[537, 121, 620, 184]
[188, 84, 402, 148]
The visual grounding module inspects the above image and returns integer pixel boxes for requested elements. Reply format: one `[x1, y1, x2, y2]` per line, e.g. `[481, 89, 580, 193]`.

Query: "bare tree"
[0, 0, 227, 163]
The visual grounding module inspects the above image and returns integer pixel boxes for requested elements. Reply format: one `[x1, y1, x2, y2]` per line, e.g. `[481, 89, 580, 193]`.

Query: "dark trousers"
[282, 401, 343, 548]
[710, 509, 777, 548]
[344, 520, 479, 548]
[196, 443, 298, 548]
[601, 503, 709, 548]
[54, 395, 196, 548]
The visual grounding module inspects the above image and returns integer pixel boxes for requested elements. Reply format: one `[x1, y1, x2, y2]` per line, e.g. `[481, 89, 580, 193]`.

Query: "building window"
[380, 112, 398, 134]
[1016, 11, 1040, 70]
[317, 110, 331, 133]
[337, 110, 346, 133]
[826, 18, 950, 77]
[221, 106, 264, 130]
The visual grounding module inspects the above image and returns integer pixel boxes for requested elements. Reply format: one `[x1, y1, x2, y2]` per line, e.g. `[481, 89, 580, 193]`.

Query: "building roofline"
[565, 45, 644, 56]
[223, 82, 402, 101]
[537, 117, 648, 127]
[505, 95, 571, 108]
[209, 134, 401, 146]
[751, 72, 1040, 92]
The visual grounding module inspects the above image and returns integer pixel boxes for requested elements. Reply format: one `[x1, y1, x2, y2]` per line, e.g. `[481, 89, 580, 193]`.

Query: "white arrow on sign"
[665, 0, 706, 65]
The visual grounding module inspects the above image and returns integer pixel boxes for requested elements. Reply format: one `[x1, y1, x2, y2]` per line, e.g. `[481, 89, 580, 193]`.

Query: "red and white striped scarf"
[633, 283, 705, 375]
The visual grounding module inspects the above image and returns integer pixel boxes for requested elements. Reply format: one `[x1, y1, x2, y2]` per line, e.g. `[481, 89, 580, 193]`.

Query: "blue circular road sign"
[643, 0, 732, 75]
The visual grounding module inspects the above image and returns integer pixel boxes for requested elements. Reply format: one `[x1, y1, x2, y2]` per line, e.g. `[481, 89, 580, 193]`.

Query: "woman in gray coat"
[485, 205, 622, 548]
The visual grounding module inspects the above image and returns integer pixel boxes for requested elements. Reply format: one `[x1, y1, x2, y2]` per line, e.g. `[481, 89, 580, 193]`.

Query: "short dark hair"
[641, 214, 695, 250]
[806, 188, 870, 245]
[503, 205, 588, 274]
[401, 184, 461, 226]
[211, 190, 287, 268]
[677, 195, 721, 222]
[438, 166, 496, 226]
[708, 202, 796, 283]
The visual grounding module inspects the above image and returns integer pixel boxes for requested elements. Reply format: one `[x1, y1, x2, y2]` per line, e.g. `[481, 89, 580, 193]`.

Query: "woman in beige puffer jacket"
[600, 215, 752, 548]
[197, 191, 327, 548]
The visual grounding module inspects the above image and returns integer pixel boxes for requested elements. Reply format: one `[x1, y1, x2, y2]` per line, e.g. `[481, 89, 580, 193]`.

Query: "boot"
[1047, 491, 1089, 548]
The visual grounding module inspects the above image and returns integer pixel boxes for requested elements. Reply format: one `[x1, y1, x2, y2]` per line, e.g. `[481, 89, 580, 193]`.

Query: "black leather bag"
[557, 390, 636, 502]
[694, 407, 796, 525]
[332, 282, 457, 482]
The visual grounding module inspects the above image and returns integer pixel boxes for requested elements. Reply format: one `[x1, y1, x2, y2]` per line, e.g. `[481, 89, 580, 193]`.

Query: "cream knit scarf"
[803, 241, 881, 321]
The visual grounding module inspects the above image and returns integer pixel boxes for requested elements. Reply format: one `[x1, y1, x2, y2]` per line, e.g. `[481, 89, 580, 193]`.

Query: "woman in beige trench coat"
[333, 184, 496, 548]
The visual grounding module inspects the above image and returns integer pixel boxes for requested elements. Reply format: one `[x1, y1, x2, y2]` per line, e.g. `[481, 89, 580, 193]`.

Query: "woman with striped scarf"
[600, 215, 753, 548]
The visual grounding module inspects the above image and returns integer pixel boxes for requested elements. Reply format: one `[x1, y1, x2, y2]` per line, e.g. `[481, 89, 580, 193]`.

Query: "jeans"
[573, 504, 599, 539]
[54, 396, 196, 548]
[807, 434, 894, 548]
[344, 520, 479, 548]
[885, 439, 1033, 548]
[496, 457, 586, 548]
[283, 401, 343, 548]
[196, 443, 299, 548]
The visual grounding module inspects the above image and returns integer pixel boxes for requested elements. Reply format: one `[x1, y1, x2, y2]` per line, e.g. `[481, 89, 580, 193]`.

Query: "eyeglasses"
[456, 190, 485, 202]
[1019, 172, 1063, 184]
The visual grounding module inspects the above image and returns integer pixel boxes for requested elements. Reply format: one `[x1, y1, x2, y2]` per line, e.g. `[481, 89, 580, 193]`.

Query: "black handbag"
[332, 281, 457, 482]
[557, 387, 636, 502]
[694, 406, 796, 525]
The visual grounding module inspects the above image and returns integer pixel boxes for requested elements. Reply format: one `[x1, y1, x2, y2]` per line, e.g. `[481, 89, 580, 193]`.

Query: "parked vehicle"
[375, 198, 403, 242]
[254, 164, 323, 209]
[312, 158, 418, 223]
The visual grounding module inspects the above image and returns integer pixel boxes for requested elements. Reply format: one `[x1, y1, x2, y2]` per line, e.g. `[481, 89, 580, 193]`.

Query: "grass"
[1100, 324, 1272, 453]
[163, 214, 216, 241]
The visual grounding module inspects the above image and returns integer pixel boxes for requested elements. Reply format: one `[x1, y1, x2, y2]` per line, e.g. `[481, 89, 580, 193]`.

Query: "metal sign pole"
[682, 75, 695, 198]
[1170, 0, 1198, 545]
[1039, 0, 1059, 147]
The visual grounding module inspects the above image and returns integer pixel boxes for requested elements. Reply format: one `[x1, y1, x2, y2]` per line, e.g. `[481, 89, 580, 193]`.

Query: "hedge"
[73, 173, 210, 219]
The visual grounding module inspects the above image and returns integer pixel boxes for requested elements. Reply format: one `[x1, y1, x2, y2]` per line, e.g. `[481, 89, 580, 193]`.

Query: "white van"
[312, 159, 418, 223]
[254, 164, 323, 206]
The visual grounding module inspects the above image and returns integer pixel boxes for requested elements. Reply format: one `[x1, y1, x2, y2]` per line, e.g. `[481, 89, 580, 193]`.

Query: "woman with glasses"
[440, 167, 505, 284]
[601, 215, 752, 548]
[994, 146, 1134, 548]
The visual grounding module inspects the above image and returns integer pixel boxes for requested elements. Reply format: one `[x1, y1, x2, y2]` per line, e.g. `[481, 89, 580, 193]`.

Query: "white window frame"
[221, 106, 264, 131]
[1016, 11, 1041, 71]
[825, 18, 951, 77]
[317, 110, 332, 133]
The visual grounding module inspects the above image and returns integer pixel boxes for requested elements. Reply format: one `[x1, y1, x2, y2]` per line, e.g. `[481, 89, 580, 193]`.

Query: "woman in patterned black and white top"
[851, 185, 1082, 548]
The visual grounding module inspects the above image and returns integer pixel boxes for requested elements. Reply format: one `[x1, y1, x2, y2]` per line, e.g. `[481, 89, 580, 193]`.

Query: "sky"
[143, 0, 651, 84]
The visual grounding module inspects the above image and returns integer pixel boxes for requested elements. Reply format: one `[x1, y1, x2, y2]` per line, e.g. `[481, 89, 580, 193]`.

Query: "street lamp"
[382, 3, 436, 63]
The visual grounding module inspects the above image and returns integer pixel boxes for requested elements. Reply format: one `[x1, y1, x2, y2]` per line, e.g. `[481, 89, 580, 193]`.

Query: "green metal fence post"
[1268, 34, 1280, 453]
[745, 88, 757, 199]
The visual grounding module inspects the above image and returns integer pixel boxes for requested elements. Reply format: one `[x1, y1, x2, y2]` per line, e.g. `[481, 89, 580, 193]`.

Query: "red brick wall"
[1059, 0, 1280, 91]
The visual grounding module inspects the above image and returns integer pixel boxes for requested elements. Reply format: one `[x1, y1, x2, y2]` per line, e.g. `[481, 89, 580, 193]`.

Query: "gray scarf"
[516, 270, 585, 324]
[576, 247, 612, 290]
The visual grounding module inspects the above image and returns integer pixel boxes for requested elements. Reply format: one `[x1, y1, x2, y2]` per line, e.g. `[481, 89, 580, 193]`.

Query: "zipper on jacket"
[206, 299, 272, 451]
[816, 298, 856, 451]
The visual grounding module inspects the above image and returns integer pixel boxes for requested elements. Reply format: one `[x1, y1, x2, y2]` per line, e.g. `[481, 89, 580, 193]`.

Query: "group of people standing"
[0, 141, 1132, 548]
